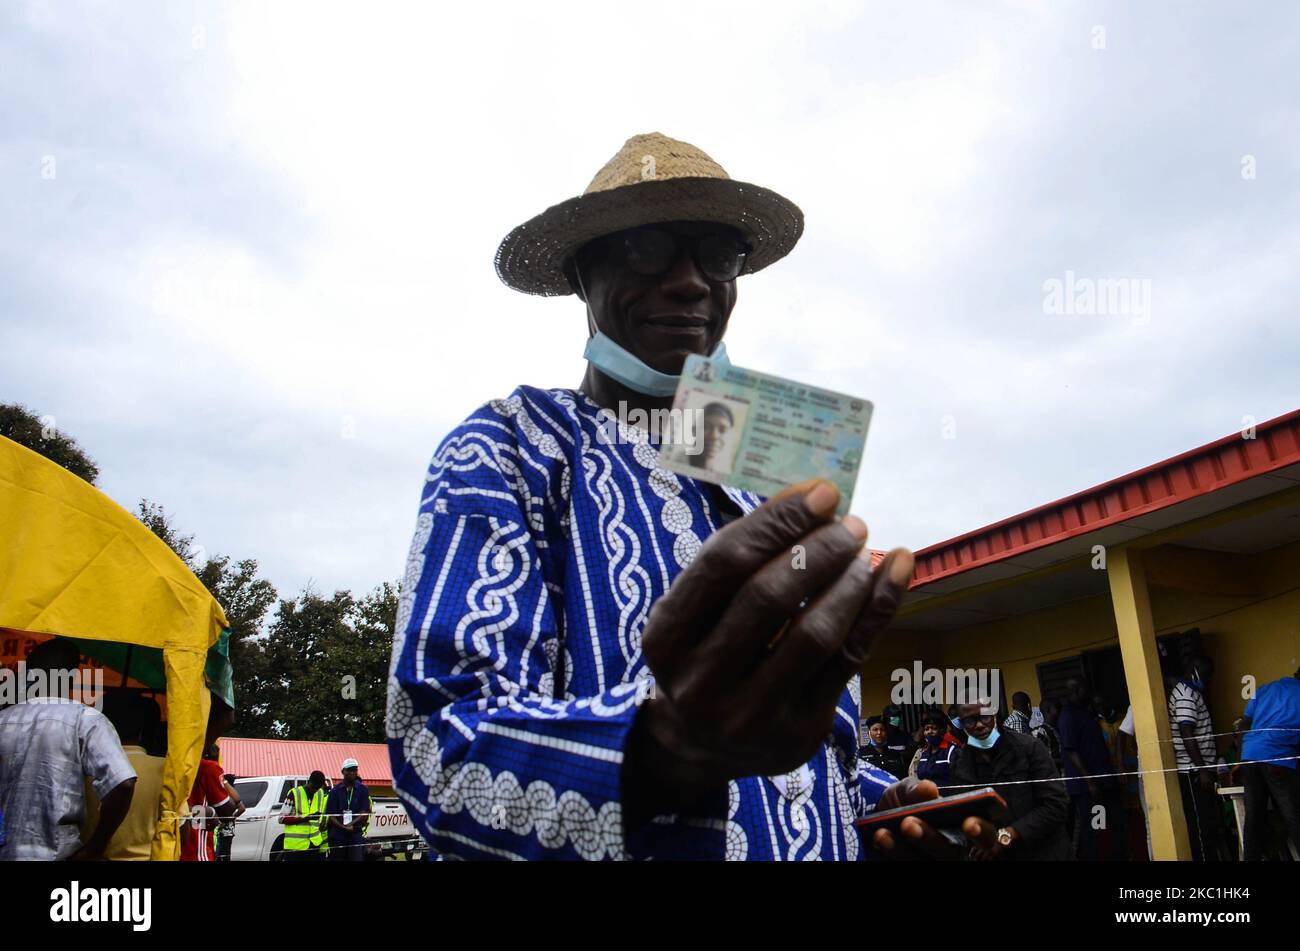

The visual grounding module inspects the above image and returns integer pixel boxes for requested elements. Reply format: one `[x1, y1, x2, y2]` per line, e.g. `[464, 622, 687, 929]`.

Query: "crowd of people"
[2, 632, 1297, 862]
[176, 749, 373, 861]
[0, 636, 374, 861]
[857, 658, 1300, 861]
[0, 637, 245, 861]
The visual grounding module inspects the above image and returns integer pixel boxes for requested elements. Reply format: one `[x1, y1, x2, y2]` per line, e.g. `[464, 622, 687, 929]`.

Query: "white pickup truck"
[228, 775, 427, 861]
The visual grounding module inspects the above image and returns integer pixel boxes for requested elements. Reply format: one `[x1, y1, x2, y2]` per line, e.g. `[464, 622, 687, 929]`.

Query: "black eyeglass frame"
[577, 225, 753, 285]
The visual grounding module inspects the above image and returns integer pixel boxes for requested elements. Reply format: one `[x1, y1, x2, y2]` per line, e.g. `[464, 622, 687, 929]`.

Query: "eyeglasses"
[600, 226, 752, 283]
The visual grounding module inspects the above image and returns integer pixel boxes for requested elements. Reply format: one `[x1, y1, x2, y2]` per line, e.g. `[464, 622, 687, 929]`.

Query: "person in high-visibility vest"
[278, 770, 328, 861]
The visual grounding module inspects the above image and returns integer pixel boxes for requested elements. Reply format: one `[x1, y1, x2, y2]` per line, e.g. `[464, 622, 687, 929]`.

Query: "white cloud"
[3, 0, 1298, 597]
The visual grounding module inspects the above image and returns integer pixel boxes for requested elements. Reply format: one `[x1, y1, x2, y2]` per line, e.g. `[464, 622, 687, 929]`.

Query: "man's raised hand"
[623, 479, 914, 826]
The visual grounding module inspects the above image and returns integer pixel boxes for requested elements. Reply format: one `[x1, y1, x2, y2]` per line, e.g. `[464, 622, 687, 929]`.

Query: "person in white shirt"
[0, 639, 136, 860]
[1118, 704, 1152, 860]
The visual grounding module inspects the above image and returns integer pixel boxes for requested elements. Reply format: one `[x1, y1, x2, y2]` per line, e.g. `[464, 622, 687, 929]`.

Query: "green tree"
[136, 500, 202, 568]
[136, 499, 279, 735]
[134, 499, 398, 742]
[199, 556, 278, 737]
[260, 583, 396, 743]
[0, 402, 100, 484]
[350, 581, 398, 738]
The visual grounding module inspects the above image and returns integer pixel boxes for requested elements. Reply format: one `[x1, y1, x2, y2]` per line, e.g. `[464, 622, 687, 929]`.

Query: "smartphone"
[854, 786, 1008, 834]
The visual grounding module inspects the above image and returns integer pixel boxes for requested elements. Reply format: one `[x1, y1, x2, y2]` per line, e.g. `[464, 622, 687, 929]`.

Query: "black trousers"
[1242, 762, 1300, 861]
[1177, 771, 1223, 861]
[1071, 787, 1127, 861]
[328, 841, 366, 861]
[283, 847, 324, 862]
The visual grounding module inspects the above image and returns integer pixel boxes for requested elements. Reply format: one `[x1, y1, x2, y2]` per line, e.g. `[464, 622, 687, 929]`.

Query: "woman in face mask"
[879, 704, 917, 768]
[946, 704, 968, 746]
[908, 709, 960, 788]
[859, 717, 908, 780]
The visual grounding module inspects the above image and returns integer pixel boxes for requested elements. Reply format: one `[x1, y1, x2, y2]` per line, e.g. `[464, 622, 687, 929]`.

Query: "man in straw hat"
[388, 133, 937, 860]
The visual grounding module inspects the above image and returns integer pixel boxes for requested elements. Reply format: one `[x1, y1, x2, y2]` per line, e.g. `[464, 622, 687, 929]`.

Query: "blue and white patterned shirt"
[387, 386, 893, 860]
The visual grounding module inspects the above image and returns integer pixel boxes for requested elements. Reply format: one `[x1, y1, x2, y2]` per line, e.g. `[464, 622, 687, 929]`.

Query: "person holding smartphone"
[871, 702, 1068, 861]
[949, 703, 1068, 860]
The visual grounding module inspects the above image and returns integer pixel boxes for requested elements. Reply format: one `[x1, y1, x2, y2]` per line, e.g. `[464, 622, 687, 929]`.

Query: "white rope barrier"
[941, 752, 1300, 791]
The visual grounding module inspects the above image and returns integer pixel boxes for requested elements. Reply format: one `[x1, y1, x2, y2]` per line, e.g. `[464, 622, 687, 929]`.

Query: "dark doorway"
[1037, 647, 1128, 712]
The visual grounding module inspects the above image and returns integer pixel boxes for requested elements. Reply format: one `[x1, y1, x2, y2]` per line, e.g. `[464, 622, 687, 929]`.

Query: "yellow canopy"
[0, 435, 229, 860]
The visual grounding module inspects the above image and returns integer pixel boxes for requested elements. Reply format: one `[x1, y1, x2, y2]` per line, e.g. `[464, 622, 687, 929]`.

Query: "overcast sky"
[3, 0, 1297, 603]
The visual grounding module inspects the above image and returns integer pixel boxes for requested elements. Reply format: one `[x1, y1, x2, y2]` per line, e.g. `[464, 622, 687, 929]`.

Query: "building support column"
[1108, 546, 1191, 861]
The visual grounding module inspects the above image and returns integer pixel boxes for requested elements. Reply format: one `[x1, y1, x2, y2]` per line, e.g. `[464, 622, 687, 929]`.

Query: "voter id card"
[656, 354, 872, 516]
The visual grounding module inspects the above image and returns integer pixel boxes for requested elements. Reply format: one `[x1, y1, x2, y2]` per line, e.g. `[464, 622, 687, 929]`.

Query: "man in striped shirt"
[1168, 655, 1222, 861]
[1003, 691, 1032, 734]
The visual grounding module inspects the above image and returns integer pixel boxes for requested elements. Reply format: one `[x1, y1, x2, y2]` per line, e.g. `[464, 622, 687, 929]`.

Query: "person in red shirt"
[180, 743, 236, 861]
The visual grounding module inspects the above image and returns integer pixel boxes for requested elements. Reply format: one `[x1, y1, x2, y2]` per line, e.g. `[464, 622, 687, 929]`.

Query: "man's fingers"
[743, 549, 872, 700]
[847, 547, 914, 651]
[804, 547, 914, 708]
[871, 826, 925, 862]
[766, 477, 836, 504]
[873, 778, 940, 814]
[899, 816, 965, 861]
[901, 779, 941, 806]
[963, 816, 997, 848]
[867, 783, 957, 861]
[644, 480, 842, 668]
[715, 513, 866, 659]
[871, 827, 899, 852]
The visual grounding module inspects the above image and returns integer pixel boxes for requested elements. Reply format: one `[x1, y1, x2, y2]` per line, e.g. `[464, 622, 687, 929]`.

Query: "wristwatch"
[996, 827, 1014, 847]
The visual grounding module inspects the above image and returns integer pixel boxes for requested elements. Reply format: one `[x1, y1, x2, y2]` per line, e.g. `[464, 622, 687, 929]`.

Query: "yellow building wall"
[1147, 539, 1300, 740]
[860, 591, 1118, 715]
[859, 626, 944, 719]
[864, 539, 1300, 747]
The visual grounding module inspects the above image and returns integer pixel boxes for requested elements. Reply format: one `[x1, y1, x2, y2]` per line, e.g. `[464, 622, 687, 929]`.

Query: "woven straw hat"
[495, 132, 804, 296]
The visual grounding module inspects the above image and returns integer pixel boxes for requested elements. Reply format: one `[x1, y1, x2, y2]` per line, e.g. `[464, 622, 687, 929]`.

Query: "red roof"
[218, 737, 392, 787]
[910, 407, 1300, 588]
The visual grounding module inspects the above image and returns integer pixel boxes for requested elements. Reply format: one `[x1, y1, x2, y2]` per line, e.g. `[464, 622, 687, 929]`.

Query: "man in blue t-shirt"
[1240, 669, 1300, 860]
[326, 757, 372, 862]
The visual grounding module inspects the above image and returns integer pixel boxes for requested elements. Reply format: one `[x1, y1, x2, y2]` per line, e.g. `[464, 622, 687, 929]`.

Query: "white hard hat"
[341, 757, 359, 771]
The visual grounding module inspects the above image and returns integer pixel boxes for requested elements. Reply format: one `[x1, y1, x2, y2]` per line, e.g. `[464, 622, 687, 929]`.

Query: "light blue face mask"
[966, 726, 1000, 750]
[582, 333, 729, 397]
[574, 259, 730, 397]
